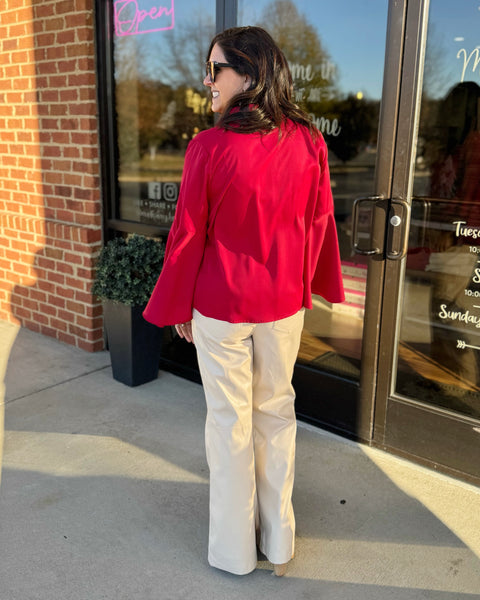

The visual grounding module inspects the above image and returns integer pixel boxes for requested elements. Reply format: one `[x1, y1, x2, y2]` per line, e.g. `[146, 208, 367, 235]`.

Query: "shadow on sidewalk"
[1, 326, 480, 599]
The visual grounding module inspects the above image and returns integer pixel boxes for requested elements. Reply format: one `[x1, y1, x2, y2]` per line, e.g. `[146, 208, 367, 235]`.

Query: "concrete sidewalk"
[1, 322, 480, 600]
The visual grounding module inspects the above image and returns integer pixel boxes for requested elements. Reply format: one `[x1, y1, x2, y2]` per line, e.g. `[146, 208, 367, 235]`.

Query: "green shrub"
[92, 234, 165, 306]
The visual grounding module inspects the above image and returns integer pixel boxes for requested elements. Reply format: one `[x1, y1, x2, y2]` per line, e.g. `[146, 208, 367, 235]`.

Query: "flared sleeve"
[143, 139, 210, 327]
[303, 142, 345, 305]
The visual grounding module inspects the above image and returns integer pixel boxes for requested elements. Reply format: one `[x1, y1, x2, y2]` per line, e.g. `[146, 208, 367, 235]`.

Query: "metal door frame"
[367, 0, 429, 442]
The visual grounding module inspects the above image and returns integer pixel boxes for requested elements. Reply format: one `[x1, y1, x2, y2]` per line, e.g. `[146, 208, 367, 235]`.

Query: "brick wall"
[0, 0, 104, 351]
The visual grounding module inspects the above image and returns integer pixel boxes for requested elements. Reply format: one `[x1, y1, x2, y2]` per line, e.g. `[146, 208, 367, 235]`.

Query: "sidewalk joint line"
[5, 365, 111, 405]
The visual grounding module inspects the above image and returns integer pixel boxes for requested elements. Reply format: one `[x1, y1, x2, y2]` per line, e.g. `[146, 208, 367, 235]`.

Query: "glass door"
[237, 0, 390, 439]
[375, 0, 480, 483]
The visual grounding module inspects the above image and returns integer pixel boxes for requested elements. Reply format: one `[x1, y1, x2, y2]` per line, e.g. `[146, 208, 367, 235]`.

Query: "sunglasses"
[205, 61, 235, 83]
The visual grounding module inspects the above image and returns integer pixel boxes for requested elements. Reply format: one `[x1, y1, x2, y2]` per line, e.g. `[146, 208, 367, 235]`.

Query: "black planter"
[103, 300, 163, 387]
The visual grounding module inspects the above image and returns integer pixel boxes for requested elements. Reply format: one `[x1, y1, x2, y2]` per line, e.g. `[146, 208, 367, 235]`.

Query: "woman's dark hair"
[207, 26, 317, 137]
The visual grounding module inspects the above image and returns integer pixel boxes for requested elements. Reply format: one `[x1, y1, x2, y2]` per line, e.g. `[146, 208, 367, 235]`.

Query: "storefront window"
[397, 0, 480, 418]
[104, 0, 390, 385]
[238, 0, 388, 380]
[112, 0, 215, 226]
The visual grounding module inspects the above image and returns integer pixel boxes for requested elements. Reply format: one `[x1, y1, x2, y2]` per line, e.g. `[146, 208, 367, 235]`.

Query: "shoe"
[273, 562, 288, 577]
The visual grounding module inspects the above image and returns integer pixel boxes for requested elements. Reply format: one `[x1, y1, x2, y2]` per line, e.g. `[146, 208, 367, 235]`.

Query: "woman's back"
[190, 120, 337, 322]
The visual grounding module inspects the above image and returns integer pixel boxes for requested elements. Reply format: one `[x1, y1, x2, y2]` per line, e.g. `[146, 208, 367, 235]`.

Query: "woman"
[144, 26, 344, 576]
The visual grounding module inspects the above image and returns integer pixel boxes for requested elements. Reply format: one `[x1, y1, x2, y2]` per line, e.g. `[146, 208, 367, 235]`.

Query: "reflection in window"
[113, 2, 215, 226]
[397, 1, 480, 418]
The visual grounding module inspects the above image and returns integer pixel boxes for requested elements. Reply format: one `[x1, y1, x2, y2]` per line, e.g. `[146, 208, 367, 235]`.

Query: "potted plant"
[92, 234, 165, 386]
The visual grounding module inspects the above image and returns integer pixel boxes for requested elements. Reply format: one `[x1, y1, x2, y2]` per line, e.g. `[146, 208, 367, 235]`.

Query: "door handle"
[386, 199, 410, 260]
[352, 195, 384, 255]
[352, 195, 411, 260]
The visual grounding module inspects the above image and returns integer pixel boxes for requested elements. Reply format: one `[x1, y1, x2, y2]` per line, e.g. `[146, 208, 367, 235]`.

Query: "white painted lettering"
[289, 62, 314, 82]
[453, 220, 480, 239]
[457, 47, 480, 82]
[438, 303, 480, 328]
[310, 113, 342, 136]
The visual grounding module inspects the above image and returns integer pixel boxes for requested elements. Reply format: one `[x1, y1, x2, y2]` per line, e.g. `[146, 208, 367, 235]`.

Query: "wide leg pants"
[192, 308, 305, 575]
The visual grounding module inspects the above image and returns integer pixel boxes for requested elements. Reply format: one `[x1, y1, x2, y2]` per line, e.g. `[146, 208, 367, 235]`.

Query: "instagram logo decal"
[162, 183, 178, 202]
[114, 0, 174, 37]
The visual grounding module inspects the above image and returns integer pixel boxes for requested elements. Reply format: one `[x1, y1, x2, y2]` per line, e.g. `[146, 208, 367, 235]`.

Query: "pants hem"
[208, 555, 257, 576]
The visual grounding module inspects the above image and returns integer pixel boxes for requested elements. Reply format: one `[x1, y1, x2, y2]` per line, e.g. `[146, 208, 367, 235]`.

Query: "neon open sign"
[114, 0, 175, 36]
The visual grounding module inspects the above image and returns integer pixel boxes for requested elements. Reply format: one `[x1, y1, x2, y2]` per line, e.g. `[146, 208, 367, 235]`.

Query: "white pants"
[192, 308, 305, 575]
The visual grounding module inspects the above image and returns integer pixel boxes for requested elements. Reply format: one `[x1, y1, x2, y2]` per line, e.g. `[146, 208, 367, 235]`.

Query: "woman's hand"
[175, 321, 194, 344]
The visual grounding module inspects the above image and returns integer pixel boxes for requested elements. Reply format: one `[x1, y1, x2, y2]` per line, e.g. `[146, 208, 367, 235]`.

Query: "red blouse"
[143, 120, 344, 327]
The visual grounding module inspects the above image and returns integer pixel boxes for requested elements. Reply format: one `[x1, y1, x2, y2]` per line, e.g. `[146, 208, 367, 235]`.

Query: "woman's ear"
[243, 74, 252, 91]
